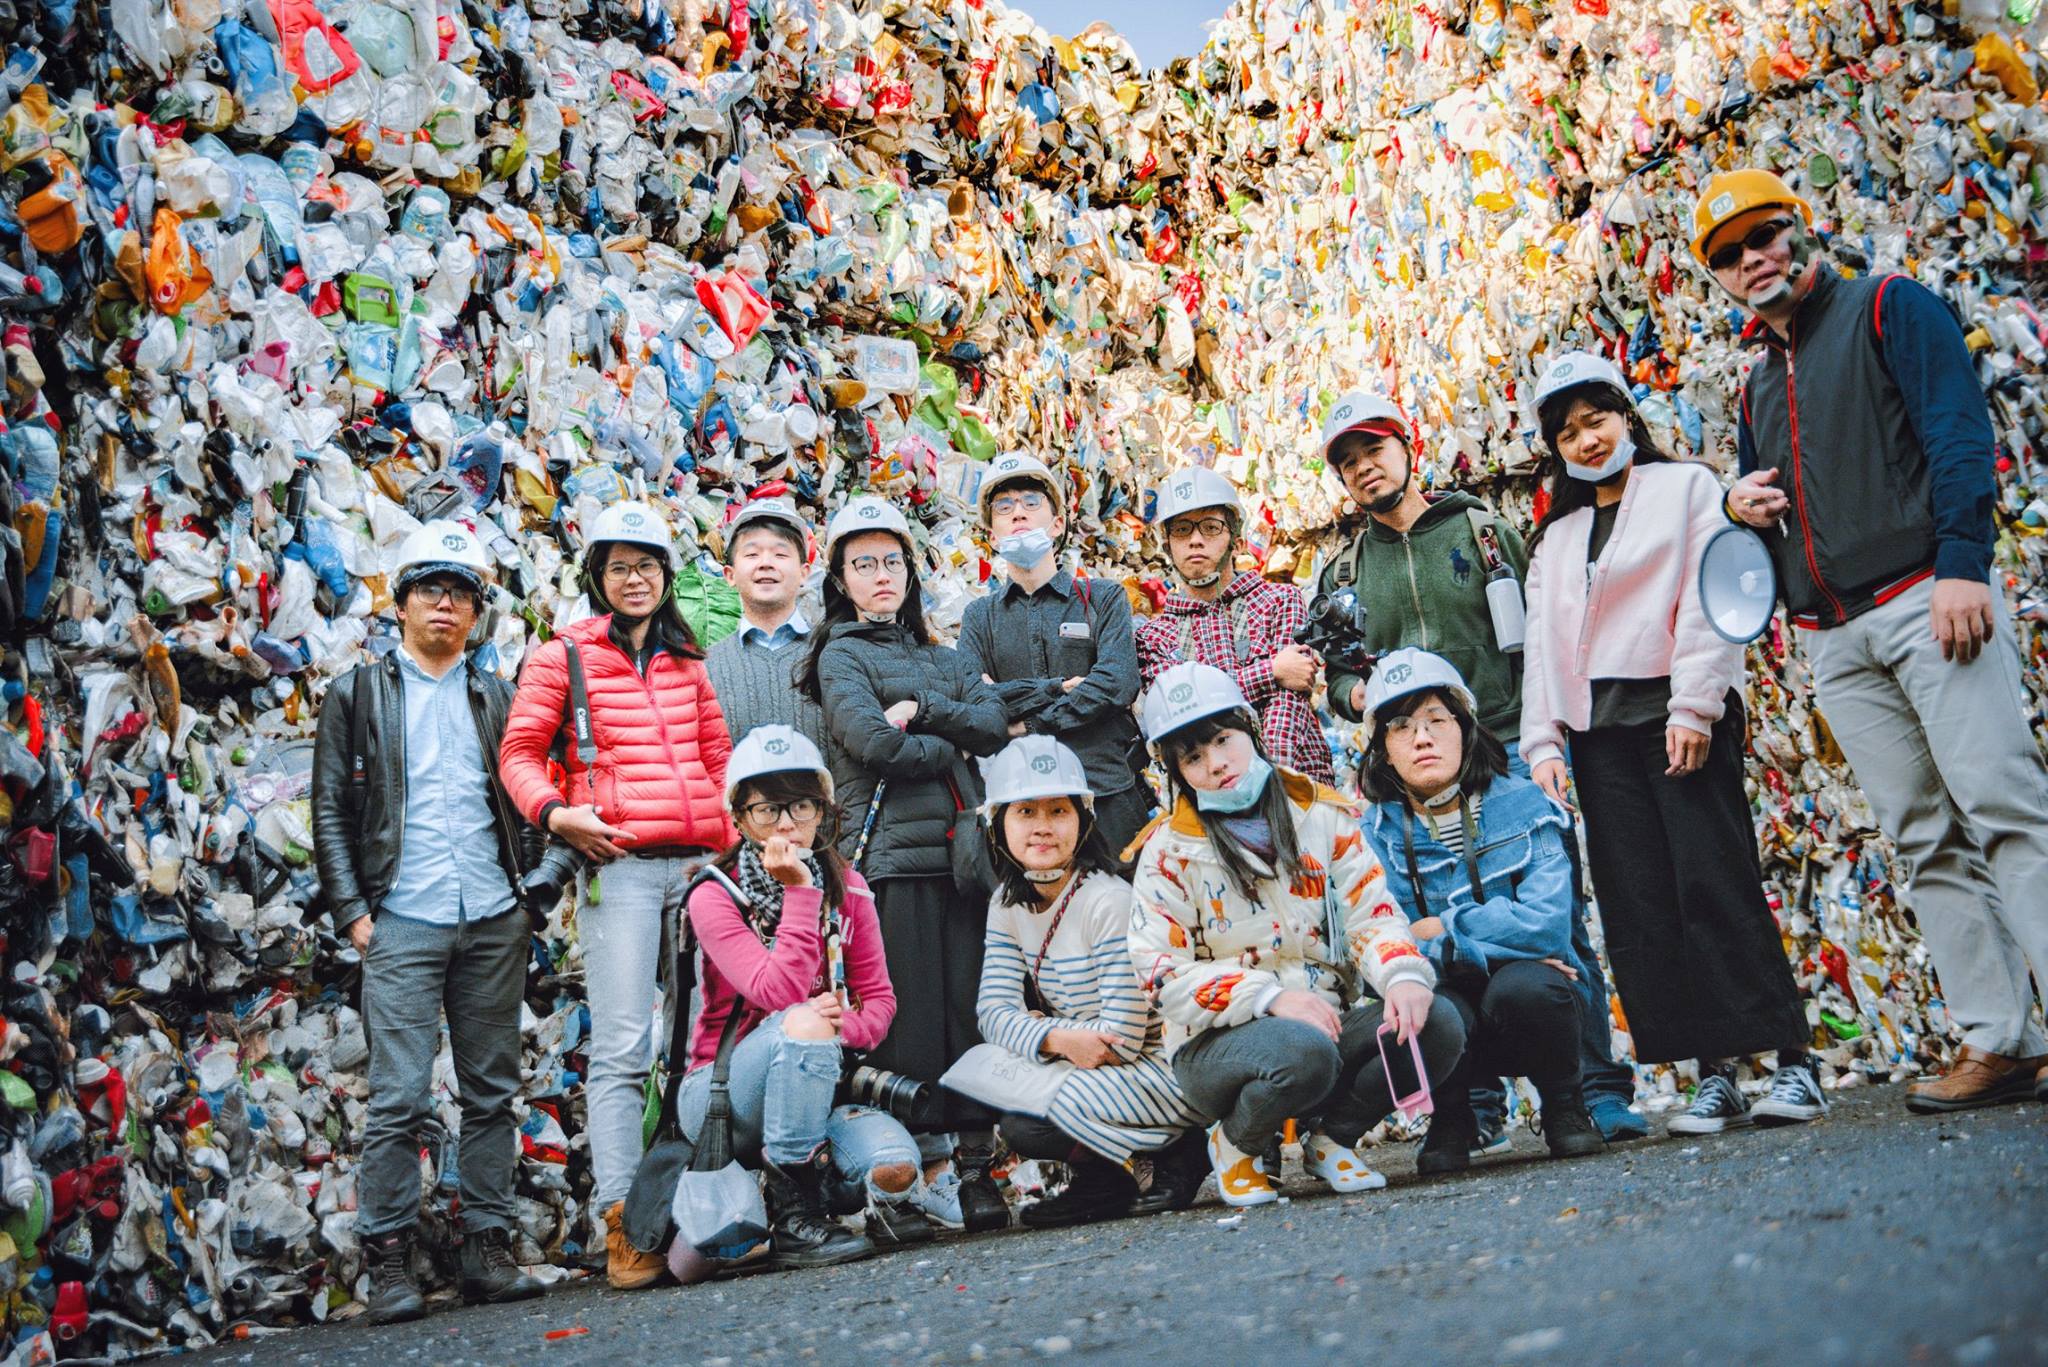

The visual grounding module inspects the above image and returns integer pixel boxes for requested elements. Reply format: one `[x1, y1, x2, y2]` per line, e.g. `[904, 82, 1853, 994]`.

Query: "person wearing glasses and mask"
[498, 500, 736, 1289]
[795, 497, 1013, 1233]
[1699, 170, 2048, 1116]
[1521, 352, 1821, 1140]
[1135, 468, 1335, 785]
[957, 453, 1151, 861]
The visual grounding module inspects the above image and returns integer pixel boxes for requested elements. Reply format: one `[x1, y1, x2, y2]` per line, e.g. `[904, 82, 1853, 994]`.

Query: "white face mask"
[995, 527, 1055, 570]
[1563, 436, 1634, 484]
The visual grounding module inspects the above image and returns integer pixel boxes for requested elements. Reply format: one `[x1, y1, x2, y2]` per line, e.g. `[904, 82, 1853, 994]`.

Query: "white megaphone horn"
[1697, 525, 1779, 644]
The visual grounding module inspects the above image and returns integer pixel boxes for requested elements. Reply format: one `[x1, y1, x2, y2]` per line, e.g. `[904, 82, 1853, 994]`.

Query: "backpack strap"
[347, 666, 372, 801]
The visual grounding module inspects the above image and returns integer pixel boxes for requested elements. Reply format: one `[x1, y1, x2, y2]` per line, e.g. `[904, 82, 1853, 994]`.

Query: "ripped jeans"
[675, 1010, 922, 1205]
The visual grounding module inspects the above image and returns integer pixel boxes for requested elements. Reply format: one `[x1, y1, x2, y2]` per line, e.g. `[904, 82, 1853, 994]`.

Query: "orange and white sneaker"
[1207, 1124, 1279, 1207]
[1302, 1131, 1387, 1193]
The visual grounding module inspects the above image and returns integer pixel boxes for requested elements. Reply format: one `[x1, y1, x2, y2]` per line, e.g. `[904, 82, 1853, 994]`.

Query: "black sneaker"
[1130, 1133, 1208, 1216]
[459, 1226, 546, 1305]
[955, 1153, 1011, 1233]
[1668, 1074, 1753, 1135]
[864, 1199, 937, 1248]
[1020, 1160, 1138, 1229]
[1535, 1094, 1606, 1160]
[364, 1232, 427, 1325]
[1752, 1061, 1829, 1127]
[1469, 1112, 1513, 1159]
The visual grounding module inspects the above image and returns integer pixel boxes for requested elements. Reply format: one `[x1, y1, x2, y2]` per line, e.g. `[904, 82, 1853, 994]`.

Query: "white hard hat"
[978, 451, 1064, 524]
[723, 498, 813, 564]
[823, 495, 914, 564]
[1532, 351, 1632, 413]
[980, 735, 1094, 817]
[725, 724, 835, 803]
[393, 519, 492, 596]
[1320, 392, 1412, 458]
[1140, 662, 1255, 746]
[1363, 647, 1477, 723]
[1153, 467, 1241, 528]
[586, 500, 674, 559]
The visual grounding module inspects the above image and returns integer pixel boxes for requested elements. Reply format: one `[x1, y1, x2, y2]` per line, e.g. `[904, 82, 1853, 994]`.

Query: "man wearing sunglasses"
[957, 453, 1151, 858]
[311, 520, 545, 1322]
[1699, 169, 2048, 1115]
[1135, 467, 1335, 784]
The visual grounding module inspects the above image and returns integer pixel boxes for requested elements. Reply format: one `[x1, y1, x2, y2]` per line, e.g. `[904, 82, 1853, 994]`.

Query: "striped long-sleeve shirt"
[977, 872, 1203, 1164]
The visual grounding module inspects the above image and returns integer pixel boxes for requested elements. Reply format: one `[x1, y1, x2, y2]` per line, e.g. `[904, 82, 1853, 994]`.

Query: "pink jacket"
[1519, 461, 1744, 770]
[684, 869, 895, 1069]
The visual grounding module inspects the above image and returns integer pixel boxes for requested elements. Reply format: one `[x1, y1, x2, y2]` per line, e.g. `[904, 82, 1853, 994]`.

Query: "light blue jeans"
[677, 1011, 923, 1203]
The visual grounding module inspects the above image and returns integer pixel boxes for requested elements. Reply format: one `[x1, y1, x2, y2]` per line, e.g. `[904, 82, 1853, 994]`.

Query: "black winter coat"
[311, 651, 542, 930]
[814, 619, 1010, 880]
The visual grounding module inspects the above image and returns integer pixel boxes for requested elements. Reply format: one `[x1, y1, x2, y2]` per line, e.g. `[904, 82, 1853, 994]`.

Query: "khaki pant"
[1808, 577, 2048, 1056]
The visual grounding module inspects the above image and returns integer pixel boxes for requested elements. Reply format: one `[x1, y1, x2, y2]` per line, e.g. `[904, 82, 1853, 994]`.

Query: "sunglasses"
[1707, 217, 1794, 272]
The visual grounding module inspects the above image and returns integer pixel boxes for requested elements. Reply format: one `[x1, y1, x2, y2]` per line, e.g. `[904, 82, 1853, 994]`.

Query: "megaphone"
[1698, 525, 1778, 643]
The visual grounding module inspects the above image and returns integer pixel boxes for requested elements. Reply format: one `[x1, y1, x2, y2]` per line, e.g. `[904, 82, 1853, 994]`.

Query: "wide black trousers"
[1569, 704, 1808, 1065]
[860, 873, 990, 1132]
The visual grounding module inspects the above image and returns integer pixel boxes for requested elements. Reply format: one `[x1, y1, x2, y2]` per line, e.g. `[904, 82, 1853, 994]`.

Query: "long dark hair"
[1157, 712, 1302, 901]
[796, 529, 933, 704]
[586, 540, 704, 660]
[717, 769, 850, 912]
[1361, 687, 1509, 805]
[1525, 384, 1675, 556]
[986, 798, 1120, 909]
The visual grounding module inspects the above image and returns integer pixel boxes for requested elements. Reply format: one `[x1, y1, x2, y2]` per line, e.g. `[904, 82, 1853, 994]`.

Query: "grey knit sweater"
[705, 627, 827, 748]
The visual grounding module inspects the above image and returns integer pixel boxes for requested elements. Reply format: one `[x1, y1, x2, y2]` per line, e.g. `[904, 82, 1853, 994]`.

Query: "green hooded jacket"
[1318, 491, 1528, 738]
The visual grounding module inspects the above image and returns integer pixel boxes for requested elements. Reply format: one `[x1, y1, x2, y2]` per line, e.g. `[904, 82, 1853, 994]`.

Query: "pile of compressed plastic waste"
[0, 0, 2044, 1352]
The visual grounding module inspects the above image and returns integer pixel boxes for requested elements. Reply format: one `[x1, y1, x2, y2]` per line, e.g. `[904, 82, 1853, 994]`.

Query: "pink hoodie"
[1519, 461, 1744, 770]
[684, 868, 896, 1069]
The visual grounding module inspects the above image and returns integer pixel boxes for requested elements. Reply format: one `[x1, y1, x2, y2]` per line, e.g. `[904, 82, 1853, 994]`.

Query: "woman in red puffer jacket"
[498, 500, 734, 1289]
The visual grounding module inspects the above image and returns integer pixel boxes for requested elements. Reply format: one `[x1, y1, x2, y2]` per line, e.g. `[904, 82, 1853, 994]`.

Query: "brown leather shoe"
[1904, 1046, 2048, 1114]
[603, 1201, 666, 1290]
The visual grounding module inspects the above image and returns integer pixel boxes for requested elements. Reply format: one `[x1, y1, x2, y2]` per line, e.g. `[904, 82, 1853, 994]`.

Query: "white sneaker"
[1751, 1062, 1829, 1127]
[1301, 1132, 1387, 1193]
[1666, 1074, 1753, 1135]
[1207, 1124, 1279, 1207]
[911, 1164, 966, 1229]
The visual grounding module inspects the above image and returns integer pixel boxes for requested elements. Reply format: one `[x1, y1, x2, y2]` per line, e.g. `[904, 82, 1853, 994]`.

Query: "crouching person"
[972, 737, 1207, 1227]
[1360, 650, 1605, 1173]
[310, 522, 545, 1322]
[683, 726, 941, 1270]
[1129, 664, 1465, 1206]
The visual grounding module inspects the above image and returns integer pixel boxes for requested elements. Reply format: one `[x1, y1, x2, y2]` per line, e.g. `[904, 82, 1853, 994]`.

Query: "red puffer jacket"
[499, 617, 736, 852]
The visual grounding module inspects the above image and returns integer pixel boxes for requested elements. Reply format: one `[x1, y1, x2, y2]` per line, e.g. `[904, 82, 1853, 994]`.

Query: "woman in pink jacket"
[1521, 353, 1822, 1139]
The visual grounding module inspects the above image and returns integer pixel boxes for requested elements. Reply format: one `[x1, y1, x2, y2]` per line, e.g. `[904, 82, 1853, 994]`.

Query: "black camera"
[519, 841, 587, 916]
[1295, 586, 1376, 678]
[839, 1064, 937, 1127]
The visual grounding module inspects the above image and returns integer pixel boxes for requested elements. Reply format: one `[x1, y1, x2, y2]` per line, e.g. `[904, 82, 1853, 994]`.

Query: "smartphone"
[1376, 1021, 1434, 1122]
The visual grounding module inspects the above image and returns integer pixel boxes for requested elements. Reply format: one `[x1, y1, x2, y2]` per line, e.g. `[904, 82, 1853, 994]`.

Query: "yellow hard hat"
[1690, 169, 1814, 266]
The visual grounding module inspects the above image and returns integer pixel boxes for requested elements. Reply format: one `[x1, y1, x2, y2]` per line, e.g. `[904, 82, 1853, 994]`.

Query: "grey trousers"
[357, 909, 530, 1238]
[1808, 576, 2048, 1056]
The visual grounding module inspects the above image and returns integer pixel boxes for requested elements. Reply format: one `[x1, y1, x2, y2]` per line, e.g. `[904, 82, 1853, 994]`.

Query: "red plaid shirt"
[1136, 571, 1336, 784]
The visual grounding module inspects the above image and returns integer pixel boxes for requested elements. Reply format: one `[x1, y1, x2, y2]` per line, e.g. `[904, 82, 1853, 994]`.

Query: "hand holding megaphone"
[1726, 469, 1790, 529]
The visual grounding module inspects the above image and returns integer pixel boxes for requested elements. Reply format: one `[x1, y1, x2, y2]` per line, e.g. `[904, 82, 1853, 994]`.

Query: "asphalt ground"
[193, 1082, 2047, 1366]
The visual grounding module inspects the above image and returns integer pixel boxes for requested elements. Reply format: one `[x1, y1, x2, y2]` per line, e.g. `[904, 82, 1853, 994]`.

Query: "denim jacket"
[1363, 775, 1575, 976]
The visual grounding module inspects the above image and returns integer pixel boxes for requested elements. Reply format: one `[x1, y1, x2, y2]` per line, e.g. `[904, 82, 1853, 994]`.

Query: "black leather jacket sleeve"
[310, 671, 369, 930]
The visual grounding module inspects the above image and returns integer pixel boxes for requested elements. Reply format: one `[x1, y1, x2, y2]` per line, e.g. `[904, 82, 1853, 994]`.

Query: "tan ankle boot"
[603, 1201, 666, 1290]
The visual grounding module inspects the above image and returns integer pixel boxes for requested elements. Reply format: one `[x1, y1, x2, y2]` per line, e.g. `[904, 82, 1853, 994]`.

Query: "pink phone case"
[1376, 1020, 1434, 1121]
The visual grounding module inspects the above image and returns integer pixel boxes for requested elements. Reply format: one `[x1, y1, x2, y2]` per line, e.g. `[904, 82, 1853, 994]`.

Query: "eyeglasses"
[847, 553, 907, 578]
[991, 491, 1048, 515]
[602, 558, 665, 583]
[1385, 709, 1459, 739]
[741, 798, 823, 825]
[407, 582, 479, 608]
[1166, 516, 1232, 543]
[1706, 217, 1794, 272]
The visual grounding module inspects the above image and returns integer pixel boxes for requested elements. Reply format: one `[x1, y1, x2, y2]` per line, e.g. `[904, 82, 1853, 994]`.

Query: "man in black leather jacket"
[311, 521, 544, 1323]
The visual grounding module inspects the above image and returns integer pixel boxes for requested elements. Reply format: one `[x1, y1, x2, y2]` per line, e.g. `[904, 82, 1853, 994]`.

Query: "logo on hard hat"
[1709, 192, 1736, 219]
[764, 738, 790, 755]
[623, 511, 646, 527]
[1029, 754, 1057, 774]
[1385, 662, 1413, 685]
[1167, 682, 1194, 706]
[442, 534, 466, 551]
[1333, 401, 1356, 424]
[860, 504, 881, 519]
[1172, 480, 1193, 499]
[1552, 361, 1574, 380]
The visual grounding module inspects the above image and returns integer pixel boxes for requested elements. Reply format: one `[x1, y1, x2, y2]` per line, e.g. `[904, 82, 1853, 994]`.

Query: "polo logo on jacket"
[1449, 546, 1473, 585]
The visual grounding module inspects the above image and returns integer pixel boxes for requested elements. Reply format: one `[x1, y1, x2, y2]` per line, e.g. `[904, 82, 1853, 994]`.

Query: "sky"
[1009, 0, 1236, 69]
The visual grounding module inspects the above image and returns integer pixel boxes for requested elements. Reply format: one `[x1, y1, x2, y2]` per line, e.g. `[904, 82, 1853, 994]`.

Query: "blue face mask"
[1194, 754, 1273, 814]
[995, 527, 1055, 569]
[1563, 436, 1634, 483]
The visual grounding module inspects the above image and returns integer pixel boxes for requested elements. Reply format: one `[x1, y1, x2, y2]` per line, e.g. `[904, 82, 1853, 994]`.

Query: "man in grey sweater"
[707, 498, 826, 747]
